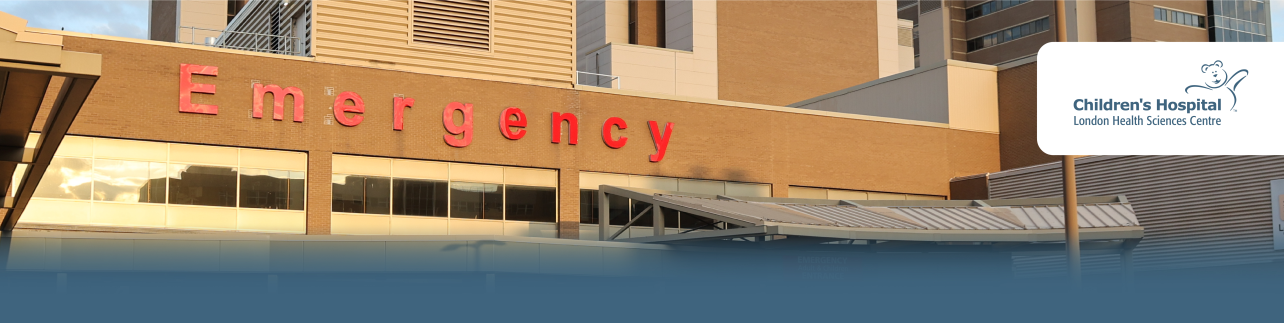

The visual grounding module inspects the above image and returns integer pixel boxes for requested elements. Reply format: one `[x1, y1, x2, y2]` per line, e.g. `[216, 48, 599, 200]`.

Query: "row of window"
[966, 17, 1049, 53]
[35, 157, 306, 210]
[965, 0, 1030, 21]
[578, 189, 734, 230]
[1212, 27, 1268, 42]
[1210, 15, 1267, 35]
[1154, 8, 1206, 28]
[332, 175, 557, 223]
[1209, 0, 1269, 23]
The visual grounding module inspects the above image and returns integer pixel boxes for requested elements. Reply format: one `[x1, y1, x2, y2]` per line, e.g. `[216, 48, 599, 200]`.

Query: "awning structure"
[596, 185, 1144, 251]
[0, 12, 101, 231]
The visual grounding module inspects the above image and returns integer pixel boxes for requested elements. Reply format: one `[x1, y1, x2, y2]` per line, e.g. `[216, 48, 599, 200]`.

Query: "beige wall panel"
[580, 172, 630, 189]
[56, 136, 93, 157]
[678, 179, 724, 195]
[827, 189, 870, 200]
[392, 159, 449, 180]
[238, 209, 307, 233]
[167, 205, 238, 230]
[947, 66, 1000, 133]
[92, 202, 166, 227]
[450, 163, 504, 183]
[448, 219, 504, 235]
[4, 237, 52, 270]
[241, 149, 308, 171]
[629, 227, 652, 238]
[504, 167, 558, 187]
[725, 182, 771, 197]
[218, 240, 271, 272]
[330, 213, 391, 235]
[629, 176, 678, 191]
[503, 221, 558, 238]
[332, 155, 391, 176]
[93, 138, 166, 162]
[170, 143, 238, 166]
[579, 226, 600, 241]
[906, 194, 946, 200]
[867, 192, 908, 200]
[789, 186, 828, 199]
[312, 0, 575, 86]
[390, 216, 449, 235]
[22, 198, 91, 224]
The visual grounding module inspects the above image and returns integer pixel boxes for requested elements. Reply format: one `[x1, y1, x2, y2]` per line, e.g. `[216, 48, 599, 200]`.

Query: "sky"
[0, 0, 1281, 42]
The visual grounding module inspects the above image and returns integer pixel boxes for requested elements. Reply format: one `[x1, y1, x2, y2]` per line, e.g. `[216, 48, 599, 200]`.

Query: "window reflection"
[34, 157, 92, 200]
[92, 159, 166, 203]
[393, 178, 448, 217]
[169, 164, 238, 207]
[506, 185, 556, 223]
[450, 182, 503, 220]
[331, 174, 390, 214]
[241, 169, 305, 210]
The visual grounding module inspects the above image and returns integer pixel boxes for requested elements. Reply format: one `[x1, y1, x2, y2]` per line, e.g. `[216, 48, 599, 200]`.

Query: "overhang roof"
[597, 186, 1143, 244]
[0, 11, 101, 231]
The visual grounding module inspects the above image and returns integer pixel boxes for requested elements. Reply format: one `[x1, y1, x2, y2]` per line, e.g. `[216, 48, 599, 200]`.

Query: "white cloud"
[0, 0, 148, 39]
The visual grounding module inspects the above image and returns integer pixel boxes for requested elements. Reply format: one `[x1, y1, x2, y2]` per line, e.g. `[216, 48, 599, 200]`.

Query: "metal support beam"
[652, 204, 664, 236]
[608, 205, 652, 241]
[3, 76, 98, 231]
[598, 190, 609, 241]
[1063, 155, 1081, 288]
[1121, 238, 1141, 290]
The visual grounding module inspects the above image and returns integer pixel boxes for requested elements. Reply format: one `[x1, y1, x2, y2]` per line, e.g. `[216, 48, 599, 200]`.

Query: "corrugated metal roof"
[651, 194, 1139, 232]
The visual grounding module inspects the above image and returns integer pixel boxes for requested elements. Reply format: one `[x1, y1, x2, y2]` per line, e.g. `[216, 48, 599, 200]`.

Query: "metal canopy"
[0, 12, 101, 231]
[597, 185, 1144, 246]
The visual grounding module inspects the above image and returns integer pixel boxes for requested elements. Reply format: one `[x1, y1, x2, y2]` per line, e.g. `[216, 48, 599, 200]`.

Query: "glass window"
[34, 157, 93, 200]
[450, 182, 502, 220]
[168, 164, 237, 207]
[630, 200, 655, 227]
[92, 159, 165, 203]
[679, 213, 718, 230]
[330, 175, 390, 214]
[393, 178, 448, 217]
[580, 189, 599, 224]
[240, 169, 304, 210]
[505, 185, 556, 223]
[607, 194, 630, 225]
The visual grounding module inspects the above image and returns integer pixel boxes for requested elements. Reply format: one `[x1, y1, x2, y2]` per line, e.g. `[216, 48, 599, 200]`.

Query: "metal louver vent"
[411, 0, 491, 51]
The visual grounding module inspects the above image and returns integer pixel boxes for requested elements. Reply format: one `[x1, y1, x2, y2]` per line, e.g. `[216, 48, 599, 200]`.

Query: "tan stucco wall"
[56, 35, 999, 236]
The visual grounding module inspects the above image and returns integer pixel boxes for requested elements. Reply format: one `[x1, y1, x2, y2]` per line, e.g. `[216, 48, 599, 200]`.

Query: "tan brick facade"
[996, 61, 1056, 170]
[59, 36, 999, 236]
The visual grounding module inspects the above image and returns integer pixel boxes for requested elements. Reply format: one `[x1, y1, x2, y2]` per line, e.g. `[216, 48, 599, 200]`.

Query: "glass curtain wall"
[1208, 0, 1271, 42]
[333, 173, 557, 223]
[36, 158, 306, 210]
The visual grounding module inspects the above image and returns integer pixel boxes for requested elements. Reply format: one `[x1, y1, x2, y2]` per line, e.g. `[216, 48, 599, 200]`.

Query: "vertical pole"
[653, 204, 664, 236]
[1063, 155, 1081, 288]
[1055, 0, 1068, 42]
[599, 190, 609, 241]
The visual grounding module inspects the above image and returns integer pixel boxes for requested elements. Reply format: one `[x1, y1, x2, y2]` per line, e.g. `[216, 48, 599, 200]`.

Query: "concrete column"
[558, 169, 580, 239]
[306, 150, 332, 235]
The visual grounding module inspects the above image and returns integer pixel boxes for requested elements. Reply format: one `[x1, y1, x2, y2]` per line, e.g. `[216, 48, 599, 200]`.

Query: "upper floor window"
[1154, 7, 1206, 28]
[965, 0, 1030, 20]
[410, 0, 492, 51]
[966, 17, 1049, 52]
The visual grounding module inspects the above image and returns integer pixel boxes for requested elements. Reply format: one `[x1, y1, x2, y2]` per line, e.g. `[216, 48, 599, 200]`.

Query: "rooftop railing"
[178, 26, 306, 57]
[576, 71, 622, 89]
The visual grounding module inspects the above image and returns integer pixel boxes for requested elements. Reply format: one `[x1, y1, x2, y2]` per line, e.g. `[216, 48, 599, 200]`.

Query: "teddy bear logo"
[1184, 60, 1248, 112]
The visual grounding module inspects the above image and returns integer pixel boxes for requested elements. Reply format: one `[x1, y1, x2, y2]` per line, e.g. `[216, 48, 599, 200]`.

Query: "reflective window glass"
[450, 182, 502, 220]
[505, 185, 556, 223]
[240, 169, 304, 210]
[607, 194, 630, 225]
[168, 164, 237, 207]
[92, 159, 165, 203]
[393, 178, 448, 217]
[332, 174, 366, 213]
[580, 189, 599, 224]
[34, 157, 93, 200]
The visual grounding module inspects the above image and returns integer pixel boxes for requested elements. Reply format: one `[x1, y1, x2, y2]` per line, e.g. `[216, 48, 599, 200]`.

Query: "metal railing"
[178, 26, 306, 56]
[576, 71, 622, 89]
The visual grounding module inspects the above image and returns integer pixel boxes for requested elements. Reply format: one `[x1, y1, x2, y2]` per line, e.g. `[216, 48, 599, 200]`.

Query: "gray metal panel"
[989, 155, 1284, 273]
[1005, 204, 1139, 229]
[890, 207, 1025, 230]
[653, 195, 825, 226]
[779, 204, 924, 229]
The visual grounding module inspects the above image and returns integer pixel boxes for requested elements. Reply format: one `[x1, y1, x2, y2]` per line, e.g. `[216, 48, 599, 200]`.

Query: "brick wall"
[59, 36, 1000, 236]
[997, 61, 1057, 170]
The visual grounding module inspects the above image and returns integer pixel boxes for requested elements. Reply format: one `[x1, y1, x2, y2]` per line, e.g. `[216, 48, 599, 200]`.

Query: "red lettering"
[443, 102, 474, 147]
[551, 112, 578, 145]
[332, 92, 365, 127]
[647, 121, 674, 162]
[178, 64, 218, 115]
[393, 97, 414, 131]
[253, 84, 304, 122]
[602, 117, 628, 149]
[499, 107, 527, 140]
